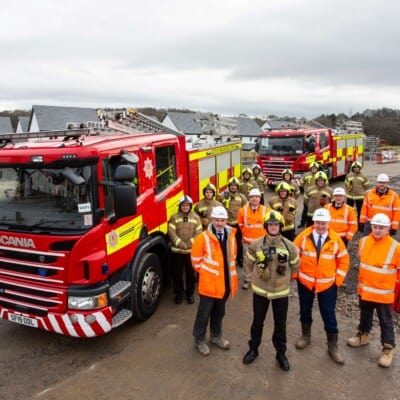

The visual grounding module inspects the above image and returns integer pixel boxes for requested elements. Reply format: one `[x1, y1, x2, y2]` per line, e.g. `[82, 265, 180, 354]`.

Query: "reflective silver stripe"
[303, 250, 317, 257]
[371, 204, 393, 211]
[385, 241, 398, 267]
[321, 254, 334, 260]
[199, 264, 219, 275]
[336, 269, 346, 277]
[244, 224, 264, 228]
[298, 271, 335, 284]
[359, 263, 397, 275]
[359, 283, 394, 295]
[203, 257, 219, 266]
[337, 249, 348, 258]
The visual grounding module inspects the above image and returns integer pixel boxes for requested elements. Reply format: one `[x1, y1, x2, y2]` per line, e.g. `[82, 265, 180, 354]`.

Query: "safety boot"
[347, 332, 369, 347]
[295, 323, 311, 349]
[327, 333, 345, 365]
[378, 344, 395, 368]
[210, 336, 230, 350]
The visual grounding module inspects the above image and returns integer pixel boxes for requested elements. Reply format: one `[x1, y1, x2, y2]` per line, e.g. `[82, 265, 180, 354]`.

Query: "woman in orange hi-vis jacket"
[191, 206, 238, 357]
[293, 208, 350, 365]
[347, 213, 400, 368]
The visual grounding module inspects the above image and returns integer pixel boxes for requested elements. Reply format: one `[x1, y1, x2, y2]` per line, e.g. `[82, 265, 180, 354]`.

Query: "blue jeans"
[297, 280, 338, 334]
[358, 298, 395, 347]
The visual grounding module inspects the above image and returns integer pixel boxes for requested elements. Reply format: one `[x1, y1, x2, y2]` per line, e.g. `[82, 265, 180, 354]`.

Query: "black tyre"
[131, 253, 162, 321]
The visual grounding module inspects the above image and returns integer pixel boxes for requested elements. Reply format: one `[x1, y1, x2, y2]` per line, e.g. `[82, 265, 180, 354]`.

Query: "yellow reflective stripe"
[251, 284, 290, 297]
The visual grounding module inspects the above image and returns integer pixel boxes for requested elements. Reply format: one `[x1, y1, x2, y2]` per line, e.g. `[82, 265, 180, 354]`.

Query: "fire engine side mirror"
[113, 165, 137, 219]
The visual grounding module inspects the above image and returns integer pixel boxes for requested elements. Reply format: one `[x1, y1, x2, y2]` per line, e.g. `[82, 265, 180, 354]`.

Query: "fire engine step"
[109, 280, 132, 305]
[112, 308, 133, 328]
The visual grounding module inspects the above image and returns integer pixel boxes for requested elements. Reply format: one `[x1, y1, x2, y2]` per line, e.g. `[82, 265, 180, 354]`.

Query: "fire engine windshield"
[259, 136, 304, 156]
[0, 165, 94, 232]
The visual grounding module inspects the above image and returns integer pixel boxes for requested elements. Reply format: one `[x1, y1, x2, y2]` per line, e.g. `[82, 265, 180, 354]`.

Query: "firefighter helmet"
[210, 206, 228, 219]
[309, 161, 320, 170]
[370, 213, 391, 227]
[314, 171, 328, 183]
[263, 210, 284, 227]
[282, 168, 294, 178]
[252, 163, 262, 172]
[242, 167, 252, 177]
[228, 177, 240, 187]
[179, 195, 193, 207]
[312, 208, 331, 222]
[203, 182, 216, 196]
[351, 161, 362, 170]
[276, 181, 291, 193]
[377, 173, 389, 183]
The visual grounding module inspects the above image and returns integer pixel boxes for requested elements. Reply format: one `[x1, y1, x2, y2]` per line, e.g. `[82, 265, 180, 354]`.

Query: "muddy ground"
[0, 160, 399, 400]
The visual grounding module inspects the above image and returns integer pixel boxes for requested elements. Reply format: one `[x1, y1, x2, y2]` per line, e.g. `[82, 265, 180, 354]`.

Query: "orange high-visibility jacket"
[359, 188, 400, 230]
[237, 204, 269, 243]
[293, 227, 350, 293]
[357, 234, 400, 303]
[191, 226, 238, 299]
[325, 203, 358, 241]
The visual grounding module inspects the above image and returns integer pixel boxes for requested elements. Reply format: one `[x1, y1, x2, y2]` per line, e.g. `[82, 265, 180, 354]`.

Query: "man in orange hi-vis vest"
[347, 213, 400, 368]
[191, 206, 238, 357]
[325, 187, 357, 247]
[238, 188, 269, 290]
[294, 208, 349, 365]
[359, 173, 400, 236]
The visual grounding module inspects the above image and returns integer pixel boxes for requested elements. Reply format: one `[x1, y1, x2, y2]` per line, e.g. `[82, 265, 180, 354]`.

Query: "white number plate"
[8, 313, 38, 328]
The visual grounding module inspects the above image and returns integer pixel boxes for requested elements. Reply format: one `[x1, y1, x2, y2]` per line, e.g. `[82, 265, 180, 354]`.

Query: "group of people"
[167, 161, 400, 370]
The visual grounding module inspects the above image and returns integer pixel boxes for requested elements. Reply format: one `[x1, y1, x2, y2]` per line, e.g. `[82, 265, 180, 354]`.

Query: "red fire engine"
[256, 128, 365, 186]
[0, 110, 241, 337]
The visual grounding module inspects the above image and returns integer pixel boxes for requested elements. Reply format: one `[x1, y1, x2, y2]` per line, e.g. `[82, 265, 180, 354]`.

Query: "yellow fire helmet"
[263, 210, 284, 227]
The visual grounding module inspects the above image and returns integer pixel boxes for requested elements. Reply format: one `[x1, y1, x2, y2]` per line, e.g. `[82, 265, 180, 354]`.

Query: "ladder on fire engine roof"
[0, 109, 183, 147]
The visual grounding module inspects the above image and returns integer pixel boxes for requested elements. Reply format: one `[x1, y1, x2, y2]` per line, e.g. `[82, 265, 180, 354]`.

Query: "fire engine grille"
[0, 248, 66, 315]
[260, 157, 295, 183]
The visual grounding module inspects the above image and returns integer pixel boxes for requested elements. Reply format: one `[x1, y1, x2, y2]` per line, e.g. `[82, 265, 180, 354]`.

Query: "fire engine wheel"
[131, 253, 162, 321]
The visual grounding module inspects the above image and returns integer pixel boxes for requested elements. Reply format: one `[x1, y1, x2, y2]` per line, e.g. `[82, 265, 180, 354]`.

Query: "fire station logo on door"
[143, 157, 153, 179]
[107, 230, 118, 248]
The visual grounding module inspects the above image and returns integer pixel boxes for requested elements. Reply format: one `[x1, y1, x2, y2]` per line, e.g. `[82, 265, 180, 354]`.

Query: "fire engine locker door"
[199, 156, 216, 197]
[217, 151, 231, 192]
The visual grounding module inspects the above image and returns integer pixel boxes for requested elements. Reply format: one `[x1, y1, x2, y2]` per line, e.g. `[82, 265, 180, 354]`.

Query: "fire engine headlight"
[68, 293, 108, 310]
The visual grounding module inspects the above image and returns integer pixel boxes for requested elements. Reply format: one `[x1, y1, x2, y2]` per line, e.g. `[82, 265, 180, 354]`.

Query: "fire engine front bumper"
[0, 306, 113, 337]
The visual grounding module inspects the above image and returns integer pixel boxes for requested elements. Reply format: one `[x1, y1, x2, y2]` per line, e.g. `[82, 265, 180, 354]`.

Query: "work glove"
[358, 223, 364, 233]
[390, 229, 397, 236]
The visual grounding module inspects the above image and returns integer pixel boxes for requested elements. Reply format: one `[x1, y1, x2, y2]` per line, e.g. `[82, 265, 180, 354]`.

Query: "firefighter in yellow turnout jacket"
[168, 195, 202, 304]
[242, 211, 299, 371]
[194, 183, 223, 231]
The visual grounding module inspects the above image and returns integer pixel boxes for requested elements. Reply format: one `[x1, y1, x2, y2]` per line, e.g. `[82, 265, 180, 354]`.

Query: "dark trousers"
[347, 198, 363, 224]
[249, 293, 288, 354]
[300, 204, 308, 226]
[358, 298, 395, 347]
[297, 280, 338, 333]
[232, 224, 243, 266]
[193, 293, 229, 343]
[171, 253, 195, 297]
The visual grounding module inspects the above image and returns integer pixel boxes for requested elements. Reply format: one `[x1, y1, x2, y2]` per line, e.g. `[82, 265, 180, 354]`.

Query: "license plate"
[8, 313, 38, 328]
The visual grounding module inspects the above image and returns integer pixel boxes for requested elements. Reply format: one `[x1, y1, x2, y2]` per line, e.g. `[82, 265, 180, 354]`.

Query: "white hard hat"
[333, 187, 346, 196]
[312, 208, 331, 222]
[210, 206, 228, 219]
[370, 213, 391, 227]
[248, 188, 262, 197]
[377, 173, 389, 183]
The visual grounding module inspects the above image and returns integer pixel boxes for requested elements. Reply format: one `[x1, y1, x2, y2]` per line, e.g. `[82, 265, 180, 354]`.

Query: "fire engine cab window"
[320, 132, 328, 148]
[155, 146, 177, 192]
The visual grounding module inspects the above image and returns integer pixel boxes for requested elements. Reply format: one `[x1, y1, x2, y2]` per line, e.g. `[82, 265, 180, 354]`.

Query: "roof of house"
[0, 116, 13, 134]
[263, 120, 299, 130]
[164, 111, 202, 134]
[234, 116, 263, 137]
[32, 105, 99, 131]
[18, 116, 30, 132]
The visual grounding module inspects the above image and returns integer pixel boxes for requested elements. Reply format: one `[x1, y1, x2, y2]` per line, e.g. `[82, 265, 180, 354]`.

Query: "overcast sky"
[1, 0, 399, 118]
